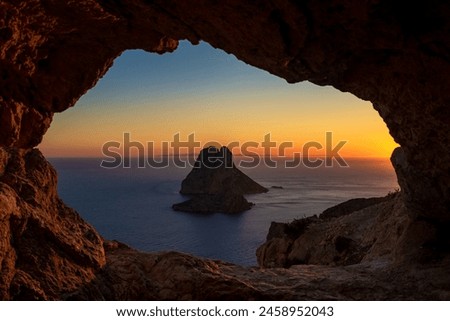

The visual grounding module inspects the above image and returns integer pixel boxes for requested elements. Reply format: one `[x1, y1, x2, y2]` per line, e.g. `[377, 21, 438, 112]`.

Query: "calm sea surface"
[49, 158, 398, 266]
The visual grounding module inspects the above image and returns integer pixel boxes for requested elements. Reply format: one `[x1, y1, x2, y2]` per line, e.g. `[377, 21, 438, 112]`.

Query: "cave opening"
[39, 41, 399, 266]
[2, 0, 449, 300]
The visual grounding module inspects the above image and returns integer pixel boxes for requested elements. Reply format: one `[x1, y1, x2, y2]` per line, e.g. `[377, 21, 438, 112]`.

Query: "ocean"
[48, 157, 398, 266]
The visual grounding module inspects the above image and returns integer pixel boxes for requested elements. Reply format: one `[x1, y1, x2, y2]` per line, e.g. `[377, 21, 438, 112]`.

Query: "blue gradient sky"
[40, 41, 397, 157]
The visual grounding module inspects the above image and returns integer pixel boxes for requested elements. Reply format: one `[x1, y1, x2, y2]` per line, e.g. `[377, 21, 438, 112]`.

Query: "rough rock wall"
[1, 0, 449, 219]
[0, 147, 105, 299]
[0, 0, 450, 299]
[0, 0, 177, 148]
[256, 194, 410, 268]
[67, 241, 450, 300]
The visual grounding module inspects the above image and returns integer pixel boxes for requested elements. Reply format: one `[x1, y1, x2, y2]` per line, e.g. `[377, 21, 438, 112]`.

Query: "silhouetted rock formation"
[173, 146, 267, 213]
[180, 147, 268, 195]
[173, 193, 253, 214]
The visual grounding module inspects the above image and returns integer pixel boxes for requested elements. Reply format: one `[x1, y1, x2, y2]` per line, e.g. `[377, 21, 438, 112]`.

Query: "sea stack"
[172, 146, 268, 214]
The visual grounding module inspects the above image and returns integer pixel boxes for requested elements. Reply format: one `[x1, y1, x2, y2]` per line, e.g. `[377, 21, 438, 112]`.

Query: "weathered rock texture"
[0, 0, 450, 300]
[173, 146, 267, 213]
[0, 147, 105, 300]
[65, 241, 450, 300]
[258, 192, 450, 268]
[1, 0, 449, 220]
[257, 194, 405, 268]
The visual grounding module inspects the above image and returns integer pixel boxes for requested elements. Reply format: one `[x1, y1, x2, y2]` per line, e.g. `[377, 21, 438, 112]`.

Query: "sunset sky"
[39, 41, 398, 158]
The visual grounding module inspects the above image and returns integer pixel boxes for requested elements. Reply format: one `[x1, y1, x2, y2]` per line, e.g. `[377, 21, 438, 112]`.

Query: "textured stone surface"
[66, 241, 450, 300]
[0, 148, 105, 300]
[257, 193, 450, 269]
[256, 194, 404, 268]
[0, 0, 449, 300]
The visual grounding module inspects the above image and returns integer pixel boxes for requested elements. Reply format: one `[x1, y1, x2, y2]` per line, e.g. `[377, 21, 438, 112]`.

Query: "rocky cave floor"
[69, 242, 450, 300]
[70, 194, 450, 300]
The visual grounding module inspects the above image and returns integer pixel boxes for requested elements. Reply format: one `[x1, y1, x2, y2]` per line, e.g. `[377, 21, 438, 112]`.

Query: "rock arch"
[0, 0, 449, 299]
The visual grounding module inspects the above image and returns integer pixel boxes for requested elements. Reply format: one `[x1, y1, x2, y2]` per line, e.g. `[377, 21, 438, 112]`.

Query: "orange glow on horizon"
[41, 128, 399, 159]
[38, 46, 399, 160]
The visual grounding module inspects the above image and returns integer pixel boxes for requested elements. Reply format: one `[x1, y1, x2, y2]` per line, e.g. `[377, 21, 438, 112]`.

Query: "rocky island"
[172, 146, 268, 214]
